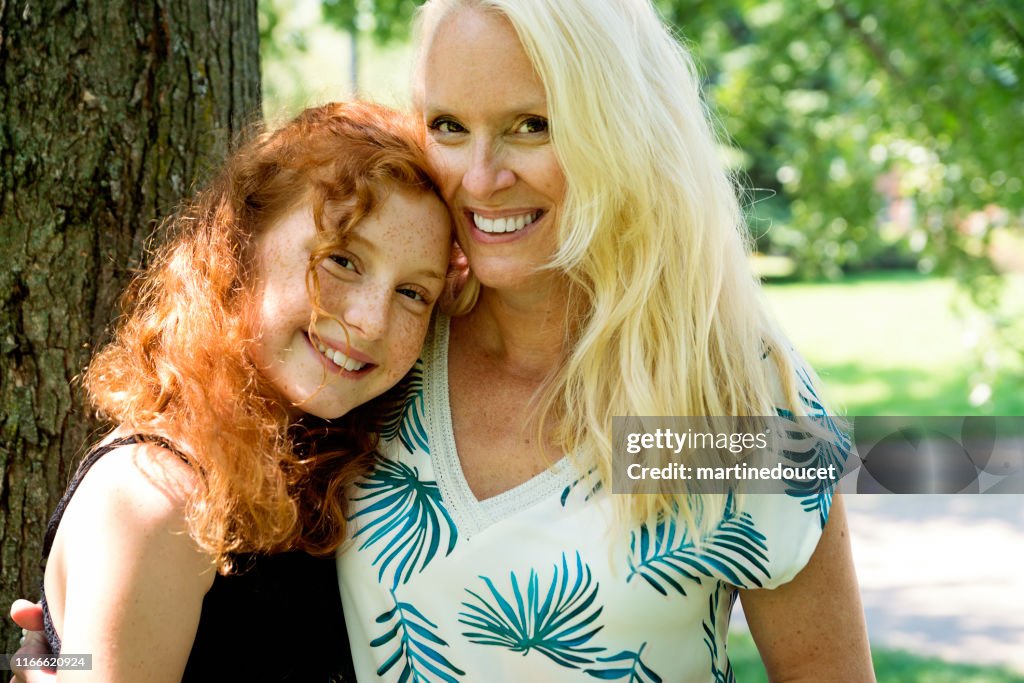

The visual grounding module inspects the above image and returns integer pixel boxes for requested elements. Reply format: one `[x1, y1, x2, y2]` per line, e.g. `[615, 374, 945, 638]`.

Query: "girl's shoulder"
[48, 431, 209, 580]
[66, 433, 198, 525]
[44, 435, 216, 680]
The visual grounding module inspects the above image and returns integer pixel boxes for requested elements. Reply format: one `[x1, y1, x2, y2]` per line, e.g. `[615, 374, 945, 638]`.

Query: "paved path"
[845, 495, 1024, 673]
[734, 495, 1024, 673]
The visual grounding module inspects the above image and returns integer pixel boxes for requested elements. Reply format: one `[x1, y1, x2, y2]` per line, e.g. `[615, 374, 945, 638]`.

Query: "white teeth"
[316, 342, 368, 372]
[472, 211, 539, 233]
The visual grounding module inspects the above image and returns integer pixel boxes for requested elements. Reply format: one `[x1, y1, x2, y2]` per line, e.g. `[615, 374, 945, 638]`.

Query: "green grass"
[763, 270, 1024, 415]
[748, 270, 1024, 680]
[728, 631, 1024, 682]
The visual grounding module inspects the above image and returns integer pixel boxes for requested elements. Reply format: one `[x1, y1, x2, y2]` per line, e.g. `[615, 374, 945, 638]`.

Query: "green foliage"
[765, 272, 1024, 414]
[259, 0, 422, 114]
[657, 0, 1024, 398]
[319, 0, 424, 42]
[261, 0, 424, 50]
[657, 0, 1023, 278]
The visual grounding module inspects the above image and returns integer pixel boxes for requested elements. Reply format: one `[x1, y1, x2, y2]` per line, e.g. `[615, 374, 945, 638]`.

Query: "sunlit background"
[260, 0, 1024, 417]
[259, 1, 1024, 679]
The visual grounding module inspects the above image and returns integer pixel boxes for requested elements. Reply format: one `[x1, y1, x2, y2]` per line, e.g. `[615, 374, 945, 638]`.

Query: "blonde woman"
[13, 2, 874, 681]
[336, 0, 874, 681]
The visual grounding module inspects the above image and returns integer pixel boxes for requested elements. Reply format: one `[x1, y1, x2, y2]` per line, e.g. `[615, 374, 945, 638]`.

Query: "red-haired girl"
[29, 100, 451, 681]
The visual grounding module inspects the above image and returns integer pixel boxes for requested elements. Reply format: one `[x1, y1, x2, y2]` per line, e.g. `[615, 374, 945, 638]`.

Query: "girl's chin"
[288, 401, 351, 422]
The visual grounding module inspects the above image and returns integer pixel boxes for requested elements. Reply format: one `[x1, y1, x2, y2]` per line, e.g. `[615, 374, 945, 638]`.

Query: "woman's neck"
[455, 277, 571, 381]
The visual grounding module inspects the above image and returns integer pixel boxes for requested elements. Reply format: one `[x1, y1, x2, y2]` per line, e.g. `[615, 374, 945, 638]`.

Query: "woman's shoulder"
[760, 341, 840, 416]
[727, 347, 853, 588]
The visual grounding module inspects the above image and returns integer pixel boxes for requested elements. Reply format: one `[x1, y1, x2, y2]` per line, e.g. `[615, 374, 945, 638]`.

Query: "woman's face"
[420, 7, 566, 293]
[250, 188, 451, 419]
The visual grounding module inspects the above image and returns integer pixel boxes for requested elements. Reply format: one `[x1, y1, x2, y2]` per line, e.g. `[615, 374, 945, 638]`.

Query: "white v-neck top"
[337, 315, 843, 682]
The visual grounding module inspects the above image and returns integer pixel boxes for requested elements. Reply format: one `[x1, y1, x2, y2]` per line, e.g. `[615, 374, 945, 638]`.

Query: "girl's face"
[420, 7, 567, 293]
[250, 188, 451, 419]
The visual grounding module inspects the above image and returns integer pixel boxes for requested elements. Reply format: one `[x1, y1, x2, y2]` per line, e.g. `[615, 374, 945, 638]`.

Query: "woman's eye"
[515, 117, 549, 134]
[428, 117, 466, 135]
[329, 255, 357, 271]
[397, 288, 427, 303]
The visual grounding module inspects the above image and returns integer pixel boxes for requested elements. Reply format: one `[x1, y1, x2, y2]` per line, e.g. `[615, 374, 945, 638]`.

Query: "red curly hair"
[83, 101, 445, 570]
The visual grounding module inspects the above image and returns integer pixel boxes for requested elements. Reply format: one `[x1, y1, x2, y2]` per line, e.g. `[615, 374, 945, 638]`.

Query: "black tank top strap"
[41, 434, 188, 558]
[36, 435, 354, 678]
[39, 434, 188, 657]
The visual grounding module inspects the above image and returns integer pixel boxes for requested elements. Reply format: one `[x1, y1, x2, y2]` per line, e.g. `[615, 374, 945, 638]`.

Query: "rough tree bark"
[0, 0, 260, 650]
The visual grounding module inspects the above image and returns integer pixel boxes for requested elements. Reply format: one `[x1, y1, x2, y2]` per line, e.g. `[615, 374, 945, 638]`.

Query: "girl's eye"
[428, 117, 466, 135]
[515, 117, 549, 134]
[397, 288, 427, 303]
[329, 255, 357, 271]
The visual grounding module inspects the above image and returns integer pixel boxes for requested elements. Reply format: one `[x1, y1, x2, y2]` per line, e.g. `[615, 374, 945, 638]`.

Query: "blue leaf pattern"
[584, 642, 663, 682]
[346, 330, 835, 681]
[777, 365, 852, 528]
[380, 359, 429, 455]
[371, 590, 465, 682]
[459, 552, 606, 669]
[702, 586, 737, 683]
[560, 468, 603, 507]
[627, 493, 769, 595]
[349, 457, 458, 590]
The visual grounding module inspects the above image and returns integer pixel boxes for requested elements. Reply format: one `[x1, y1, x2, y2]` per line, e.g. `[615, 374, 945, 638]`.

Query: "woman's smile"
[421, 7, 566, 293]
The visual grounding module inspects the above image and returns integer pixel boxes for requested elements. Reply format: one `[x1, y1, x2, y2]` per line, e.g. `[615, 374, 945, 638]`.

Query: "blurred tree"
[262, 0, 421, 99]
[320, 0, 421, 42]
[656, 0, 1023, 400]
[272, 0, 1022, 397]
[260, 0, 352, 111]
[656, 0, 1022, 276]
[321, 0, 421, 94]
[0, 0, 260, 651]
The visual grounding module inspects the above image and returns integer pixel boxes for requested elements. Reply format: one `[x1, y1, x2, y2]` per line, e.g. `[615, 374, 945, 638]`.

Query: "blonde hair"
[415, 0, 817, 532]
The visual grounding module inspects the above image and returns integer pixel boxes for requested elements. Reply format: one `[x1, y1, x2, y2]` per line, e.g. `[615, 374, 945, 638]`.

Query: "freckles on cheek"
[394, 318, 429, 372]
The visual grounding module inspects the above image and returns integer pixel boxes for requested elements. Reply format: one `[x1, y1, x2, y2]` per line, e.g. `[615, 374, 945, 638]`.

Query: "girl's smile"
[250, 188, 451, 420]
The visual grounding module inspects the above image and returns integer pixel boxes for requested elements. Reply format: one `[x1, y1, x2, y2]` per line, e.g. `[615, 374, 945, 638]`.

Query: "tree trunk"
[0, 0, 260, 651]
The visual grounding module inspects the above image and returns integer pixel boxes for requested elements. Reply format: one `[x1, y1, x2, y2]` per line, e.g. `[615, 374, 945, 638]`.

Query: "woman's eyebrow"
[423, 100, 547, 118]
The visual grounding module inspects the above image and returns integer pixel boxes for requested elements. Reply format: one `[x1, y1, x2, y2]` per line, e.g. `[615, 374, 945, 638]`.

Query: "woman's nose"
[462, 140, 516, 199]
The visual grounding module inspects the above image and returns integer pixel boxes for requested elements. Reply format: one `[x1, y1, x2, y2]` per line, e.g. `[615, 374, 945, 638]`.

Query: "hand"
[8, 601, 55, 683]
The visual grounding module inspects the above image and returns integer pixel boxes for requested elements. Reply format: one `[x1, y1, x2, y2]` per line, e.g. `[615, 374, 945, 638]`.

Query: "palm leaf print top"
[338, 316, 847, 682]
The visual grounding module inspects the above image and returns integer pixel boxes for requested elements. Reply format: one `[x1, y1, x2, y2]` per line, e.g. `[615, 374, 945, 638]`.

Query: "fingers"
[8, 631, 58, 682]
[8, 602, 55, 683]
[8, 666, 58, 683]
[9, 601, 44, 632]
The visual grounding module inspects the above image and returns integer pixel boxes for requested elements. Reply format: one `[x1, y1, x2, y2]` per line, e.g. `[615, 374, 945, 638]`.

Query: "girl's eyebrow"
[416, 268, 446, 283]
[346, 233, 445, 283]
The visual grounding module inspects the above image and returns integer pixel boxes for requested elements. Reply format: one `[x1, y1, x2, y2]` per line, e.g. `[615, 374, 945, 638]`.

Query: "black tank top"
[40, 435, 355, 681]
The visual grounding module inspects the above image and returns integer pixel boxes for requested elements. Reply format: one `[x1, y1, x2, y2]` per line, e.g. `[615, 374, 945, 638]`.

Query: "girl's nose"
[341, 287, 389, 341]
